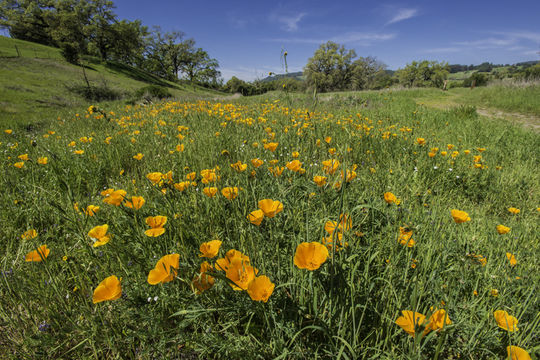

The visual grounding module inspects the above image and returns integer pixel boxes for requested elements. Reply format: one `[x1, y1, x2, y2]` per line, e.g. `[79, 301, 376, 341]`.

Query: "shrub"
[463, 73, 489, 87]
[133, 85, 172, 101]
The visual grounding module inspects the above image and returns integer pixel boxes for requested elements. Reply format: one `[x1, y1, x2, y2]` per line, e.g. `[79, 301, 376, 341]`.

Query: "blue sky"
[113, 0, 540, 81]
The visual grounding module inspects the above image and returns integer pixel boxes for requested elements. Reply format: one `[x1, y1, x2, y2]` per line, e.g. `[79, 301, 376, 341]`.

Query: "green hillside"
[0, 36, 224, 127]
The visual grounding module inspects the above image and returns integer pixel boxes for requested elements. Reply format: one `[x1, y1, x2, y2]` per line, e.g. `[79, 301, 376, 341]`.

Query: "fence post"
[14, 44, 21, 57]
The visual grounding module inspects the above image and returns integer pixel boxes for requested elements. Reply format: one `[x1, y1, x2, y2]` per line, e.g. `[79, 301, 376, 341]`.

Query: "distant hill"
[449, 60, 539, 73]
[0, 36, 223, 124]
[261, 71, 304, 82]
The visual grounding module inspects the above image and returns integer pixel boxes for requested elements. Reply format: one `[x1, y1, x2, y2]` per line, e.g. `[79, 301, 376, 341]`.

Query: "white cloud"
[386, 8, 418, 25]
[269, 12, 306, 32]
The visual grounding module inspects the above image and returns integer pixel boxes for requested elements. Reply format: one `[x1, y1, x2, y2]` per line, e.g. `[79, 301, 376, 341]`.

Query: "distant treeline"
[449, 61, 539, 73]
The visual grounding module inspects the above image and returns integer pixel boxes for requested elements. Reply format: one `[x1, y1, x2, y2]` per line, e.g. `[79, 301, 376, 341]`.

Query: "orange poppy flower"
[225, 258, 257, 291]
[92, 275, 122, 303]
[247, 209, 264, 226]
[450, 209, 471, 223]
[192, 261, 215, 294]
[286, 160, 302, 172]
[507, 346, 531, 360]
[124, 196, 145, 210]
[145, 216, 167, 237]
[247, 275, 275, 302]
[215, 249, 250, 272]
[25, 244, 50, 262]
[221, 187, 239, 200]
[395, 310, 426, 336]
[147, 254, 180, 285]
[313, 176, 327, 186]
[258, 199, 283, 218]
[251, 158, 264, 168]
[199, 240, 222, 258]
[294, 242, 329, 270]
[496, 225, 510, 234]
[203, 187, 218, 198]
[494, 310, 518, 331]
[88, 224, 111, 247]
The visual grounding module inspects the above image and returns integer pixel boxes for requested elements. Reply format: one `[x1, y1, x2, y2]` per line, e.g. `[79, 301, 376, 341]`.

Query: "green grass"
[0, 88, 538, 359]
[0, 36, 224, 128]
[450, 84, 540, 117]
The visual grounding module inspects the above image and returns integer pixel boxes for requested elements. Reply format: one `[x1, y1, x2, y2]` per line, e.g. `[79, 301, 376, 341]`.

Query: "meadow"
[0, 89, 539, 359]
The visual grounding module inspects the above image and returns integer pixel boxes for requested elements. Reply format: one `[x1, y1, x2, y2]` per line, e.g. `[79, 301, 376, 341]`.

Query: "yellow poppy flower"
[221, 187, 239, 200]
[199, 240, 222, 258]
[247, 209, 264, 226]
[226, 258, 257, 291]
[147, 254, 180, 285]
[399, 227, 415, 247]
[424, 309, 451, 333]
[25, 244, 50, 262]
[146, 172, 164, 185]
[251, 158, 264, 168]
[322, 159, 340, 175]
[506, 253, 517, 267]
[124, 196, 145, 210]
[215, 249, 250, 272]
[286, 160, 302, 172]
[258, 199, 283, 218]
[102, 189, 126, 206]
[507, 207, 520, 215]
[145, 216, 167, 237]
[85, 205, 100, 216]
[92, 275, 122, 303]
[494, 310, 518, 331]
[247, 275, 275, 302]
[133, 153, 144, 160]
[313, 176, 327, 187]
[497, 225, 510, 234]
[14, 162, 24, 168]
[203, 187, 218, 198]
[395, 310, 426, 337]
[384, 192, 400, 205]
[263, 142, 278, 152]
[416, 138, 425, 145]
[451, 209, 471, 223]
[88, 224, 111, 247]
[231, 161, 247, 172]
[174, 181, 191, 192]
[294, 242, 329, 270]
[18, 154, 29, 161]
[192, 261, 215, 294]
[507, 346, 531, 360]
[21, 229, 38, 240]
[37, 157, 48, 165]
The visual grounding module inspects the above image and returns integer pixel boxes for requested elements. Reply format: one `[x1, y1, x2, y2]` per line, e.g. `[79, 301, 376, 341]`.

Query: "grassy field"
[0, 86, 538, 359]
[0, 36, 223, 129]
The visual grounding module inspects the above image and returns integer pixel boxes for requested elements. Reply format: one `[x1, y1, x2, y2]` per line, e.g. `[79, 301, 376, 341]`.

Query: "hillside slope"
[0, 36, 224, 126]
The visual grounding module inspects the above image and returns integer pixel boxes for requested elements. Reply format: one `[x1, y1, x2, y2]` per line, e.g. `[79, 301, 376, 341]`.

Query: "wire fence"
[0, 43, 62, 60]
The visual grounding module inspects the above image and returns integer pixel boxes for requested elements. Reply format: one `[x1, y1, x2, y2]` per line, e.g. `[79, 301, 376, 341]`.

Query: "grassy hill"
[0, 36, 224, 127]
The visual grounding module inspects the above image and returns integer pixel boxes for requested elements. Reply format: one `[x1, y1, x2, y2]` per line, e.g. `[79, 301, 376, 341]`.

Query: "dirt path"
[416, 94, 540, 132]
[475, 107, 540, 131]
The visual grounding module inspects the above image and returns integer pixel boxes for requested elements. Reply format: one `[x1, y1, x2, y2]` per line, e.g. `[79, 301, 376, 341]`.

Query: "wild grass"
[449, 83, 540, 117]
[0, 88, 539, 359]
[0, 36, 223, 128]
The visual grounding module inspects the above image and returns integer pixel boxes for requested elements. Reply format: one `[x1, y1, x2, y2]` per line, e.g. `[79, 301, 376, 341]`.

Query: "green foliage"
[0, 1, 221, 86]
[304, 41, 357, 92]
[133, 85, 172, 102]
[463, 72, 489, 87]
[396, 60, 449, 88]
